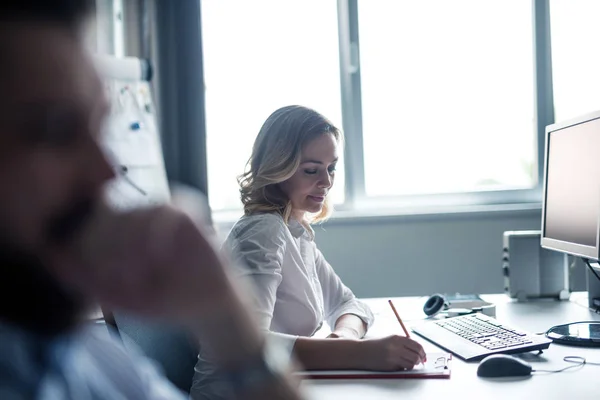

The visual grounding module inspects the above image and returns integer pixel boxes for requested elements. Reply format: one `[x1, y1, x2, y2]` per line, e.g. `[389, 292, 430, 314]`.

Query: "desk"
[301, 294, 600, 400]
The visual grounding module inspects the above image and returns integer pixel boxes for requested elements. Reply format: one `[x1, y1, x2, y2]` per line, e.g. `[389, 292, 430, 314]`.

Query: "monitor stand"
[587, 261, 600, 311]
[545, 263, 600, 347]
[544, 262, 600, 348]
[546, 321, 600, 347]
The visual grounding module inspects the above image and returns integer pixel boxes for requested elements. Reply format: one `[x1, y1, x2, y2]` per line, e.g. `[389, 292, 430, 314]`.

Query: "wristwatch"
[222, 339, 290, 393]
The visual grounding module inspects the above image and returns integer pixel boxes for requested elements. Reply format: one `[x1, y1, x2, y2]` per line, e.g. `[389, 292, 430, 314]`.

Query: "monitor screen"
[541, 112, 600, 260]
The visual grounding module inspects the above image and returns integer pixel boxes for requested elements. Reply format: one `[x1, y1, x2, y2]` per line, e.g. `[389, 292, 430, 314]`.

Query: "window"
[201, 0, 344, 212]
[358, 0, 536, 197]
[550, 0, 600, 122]
[201, 1, 570, 216]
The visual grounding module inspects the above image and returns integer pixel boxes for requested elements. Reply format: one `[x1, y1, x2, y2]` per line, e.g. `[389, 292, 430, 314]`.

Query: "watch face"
[225, 350, 281, 393]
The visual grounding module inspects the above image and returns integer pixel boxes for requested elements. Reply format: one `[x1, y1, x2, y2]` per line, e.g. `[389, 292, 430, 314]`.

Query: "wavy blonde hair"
[238, 105, 342, 224]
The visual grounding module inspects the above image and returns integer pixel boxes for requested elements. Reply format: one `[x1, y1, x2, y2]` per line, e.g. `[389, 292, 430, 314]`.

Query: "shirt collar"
[288, 218, 314, 240]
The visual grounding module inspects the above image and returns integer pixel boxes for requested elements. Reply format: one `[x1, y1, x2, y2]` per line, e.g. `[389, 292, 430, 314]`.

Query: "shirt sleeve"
[74, 327, 188, 400]
[314, 247, 375, 332]
[225, 214, 299, 357]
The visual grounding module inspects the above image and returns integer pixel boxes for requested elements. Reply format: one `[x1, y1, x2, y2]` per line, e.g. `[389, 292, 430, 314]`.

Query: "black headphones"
[423, 293, 449, 317]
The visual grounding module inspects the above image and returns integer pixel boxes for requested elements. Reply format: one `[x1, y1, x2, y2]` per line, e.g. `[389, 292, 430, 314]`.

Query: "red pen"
[388, 299, 427, 363]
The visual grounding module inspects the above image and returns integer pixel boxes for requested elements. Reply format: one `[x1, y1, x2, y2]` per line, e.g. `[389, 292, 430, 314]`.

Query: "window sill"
[322, 201, 542, 225]
[211, 201, 542, 227]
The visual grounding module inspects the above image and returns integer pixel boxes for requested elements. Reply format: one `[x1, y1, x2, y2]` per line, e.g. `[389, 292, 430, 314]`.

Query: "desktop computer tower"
[502, 230, 570, 302]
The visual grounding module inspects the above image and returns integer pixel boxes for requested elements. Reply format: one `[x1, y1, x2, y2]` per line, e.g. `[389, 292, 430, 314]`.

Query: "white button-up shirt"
[224, 212, 374, 351]
[191, 213, 374, 399]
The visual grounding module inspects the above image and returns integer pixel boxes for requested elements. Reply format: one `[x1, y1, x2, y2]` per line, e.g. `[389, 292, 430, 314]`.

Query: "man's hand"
[48, 203, 304, 399]
[51, 203, 233, 323]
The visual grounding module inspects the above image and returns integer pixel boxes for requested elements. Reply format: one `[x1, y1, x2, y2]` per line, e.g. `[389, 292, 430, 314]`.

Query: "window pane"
[201, 0, 344, 212]
[358, 0, 536, 197]
[550, 0, 600, 122]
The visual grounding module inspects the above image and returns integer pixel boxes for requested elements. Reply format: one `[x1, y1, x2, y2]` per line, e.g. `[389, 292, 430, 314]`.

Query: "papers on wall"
[99, 72, 170, 210]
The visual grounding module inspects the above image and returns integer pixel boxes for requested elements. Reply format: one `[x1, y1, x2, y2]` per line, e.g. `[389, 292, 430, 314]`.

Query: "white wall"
[216, 207, 587, 299]
[316, 208, 587, 297]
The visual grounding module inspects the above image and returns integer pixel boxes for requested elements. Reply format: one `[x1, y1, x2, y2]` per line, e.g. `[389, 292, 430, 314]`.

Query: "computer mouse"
[476, 354, 533, 378]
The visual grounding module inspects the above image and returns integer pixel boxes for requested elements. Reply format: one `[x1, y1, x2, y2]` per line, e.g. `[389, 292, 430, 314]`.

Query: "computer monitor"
[541, 110, 600, 347]
[541, 110, 600, 262]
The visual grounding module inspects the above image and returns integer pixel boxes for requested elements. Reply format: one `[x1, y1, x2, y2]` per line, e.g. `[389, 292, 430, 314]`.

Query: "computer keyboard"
[411, 312, 552, 361]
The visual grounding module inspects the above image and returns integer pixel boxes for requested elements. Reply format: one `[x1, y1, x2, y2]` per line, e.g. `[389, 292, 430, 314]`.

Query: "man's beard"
[0, 246, 86, 336]
[0, 197, 96, 337]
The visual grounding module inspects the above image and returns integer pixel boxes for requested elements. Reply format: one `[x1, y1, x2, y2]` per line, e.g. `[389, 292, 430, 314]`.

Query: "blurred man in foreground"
[0, 1, 303, 399]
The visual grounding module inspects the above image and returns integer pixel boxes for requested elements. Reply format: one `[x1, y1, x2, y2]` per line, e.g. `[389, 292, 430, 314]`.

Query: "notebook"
[295, 352, 452, 380]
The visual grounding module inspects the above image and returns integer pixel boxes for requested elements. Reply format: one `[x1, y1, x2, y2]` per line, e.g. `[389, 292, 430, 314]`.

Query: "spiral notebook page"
[296, 352, 452, 379]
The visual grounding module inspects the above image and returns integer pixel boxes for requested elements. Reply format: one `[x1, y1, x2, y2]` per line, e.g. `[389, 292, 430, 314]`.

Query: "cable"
[568, 255, 577, 292]
[533, 356, 600, 373]
[533, 356, 585, 373]
[530, 258, 600, 375]
[583, 258, 600, 282]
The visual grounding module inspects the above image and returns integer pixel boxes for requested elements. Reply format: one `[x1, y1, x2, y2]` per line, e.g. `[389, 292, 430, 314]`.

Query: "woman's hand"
[357, 335, 427, 371]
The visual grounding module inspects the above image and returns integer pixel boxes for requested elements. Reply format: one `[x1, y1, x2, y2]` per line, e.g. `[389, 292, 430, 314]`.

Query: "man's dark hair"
[0, 0, 94, 30]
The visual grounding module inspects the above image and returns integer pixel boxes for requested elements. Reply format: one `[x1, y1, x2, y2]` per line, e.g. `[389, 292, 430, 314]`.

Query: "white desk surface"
[300, 293, 600, 400]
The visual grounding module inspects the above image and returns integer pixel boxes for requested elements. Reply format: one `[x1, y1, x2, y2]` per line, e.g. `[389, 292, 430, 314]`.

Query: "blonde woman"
[191, 106, 425, 399]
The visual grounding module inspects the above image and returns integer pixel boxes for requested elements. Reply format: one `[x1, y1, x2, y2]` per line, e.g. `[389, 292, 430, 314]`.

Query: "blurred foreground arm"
[50, 201, 303, 400]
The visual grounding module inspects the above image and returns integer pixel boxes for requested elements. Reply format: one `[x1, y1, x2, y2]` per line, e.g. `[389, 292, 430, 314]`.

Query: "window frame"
[336, 0, 553, 214]
[205, 0, 555, 218]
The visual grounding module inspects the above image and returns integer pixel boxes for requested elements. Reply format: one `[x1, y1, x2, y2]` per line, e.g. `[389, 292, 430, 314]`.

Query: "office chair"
[106, 310, 199, 394]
